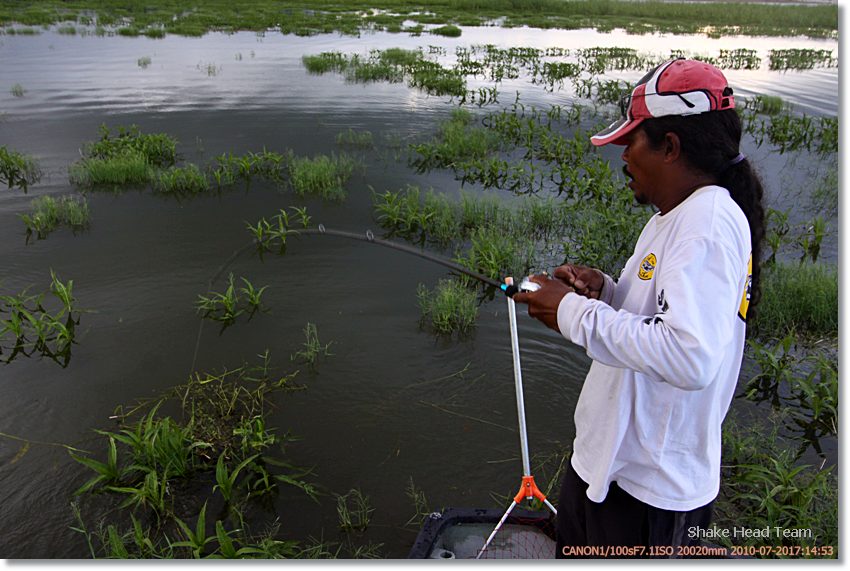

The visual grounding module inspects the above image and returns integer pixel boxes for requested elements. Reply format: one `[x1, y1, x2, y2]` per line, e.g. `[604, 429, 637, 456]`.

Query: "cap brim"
[590, 116, 644, 147]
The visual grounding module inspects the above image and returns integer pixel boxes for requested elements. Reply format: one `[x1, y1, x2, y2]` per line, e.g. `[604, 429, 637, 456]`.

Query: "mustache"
[622, 165, 633, 179]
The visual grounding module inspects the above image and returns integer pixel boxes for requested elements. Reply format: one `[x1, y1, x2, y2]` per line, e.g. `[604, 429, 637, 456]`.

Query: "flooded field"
[0, 21, 838, 558]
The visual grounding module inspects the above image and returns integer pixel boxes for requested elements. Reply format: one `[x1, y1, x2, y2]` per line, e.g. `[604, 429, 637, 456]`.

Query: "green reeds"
[0, 270, 80, 367]
[769, 48, 836, 71]
[754, 263, 837, 339]
[0, 146, 42, 192]
[431, 24, 461, 37]
[410, 108, 502, 172]
[417, 278, 478, 335]
[335, 128, 374, 149]
[20, 194, 90, 240]
[196, 274, 268, 328]
[289, 153, 358, 200]
[154, 164, 210, 195]
[70, 125, 178, 189]
[336, 488, 374, 532]
[85, 125, 177, 168]
[137, 56, 152, 69]
[10, 83, 25, 97]
[69, 152, 152, 188]
[291, 322, 333, 368]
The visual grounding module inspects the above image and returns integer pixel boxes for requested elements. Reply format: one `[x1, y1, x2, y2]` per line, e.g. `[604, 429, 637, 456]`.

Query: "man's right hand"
[554, 264, 605, 300]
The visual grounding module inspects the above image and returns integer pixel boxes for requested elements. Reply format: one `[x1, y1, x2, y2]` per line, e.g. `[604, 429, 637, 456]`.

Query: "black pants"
[555, 459, 713, 559]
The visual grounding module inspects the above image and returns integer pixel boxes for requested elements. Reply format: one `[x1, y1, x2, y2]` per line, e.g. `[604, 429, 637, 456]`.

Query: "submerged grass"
[289, 153, 358, 200]
[417, 279, 478, 335]
[20, 194, 90, 240]
[154, 164, 210, 195]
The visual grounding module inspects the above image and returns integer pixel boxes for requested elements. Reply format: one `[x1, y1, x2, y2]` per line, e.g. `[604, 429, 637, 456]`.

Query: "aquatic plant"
[291, 322, 333, 368]
[404, 477, 431, 526]
[411, 108, 502, 172]
[769, 48, 836, 71]
[417, 279, 478, 335]
[0, 0, 838, 39]
[431, 24, 461, 37]
[20, 194, 90, 240]
[0, 146, 42, 192]
[69, 152, 153, 188]
[195, 274, 268, 328]
[289, 153, 358, 200]
[336, 128, 374, 149]
[718, 416, 837, 554]
[754, 262, 837, 339]
[214, 149, 289, 186]
[10, 83, 25, 97]
[336, 488, 374, 532]
[154, 164, 210, 195]
[85, 124, 177, 168]
[796, 216, 827, 264]
[764, 208, 790, 267]
[137, 56, 152, 69]
[0, 271, 80, 367]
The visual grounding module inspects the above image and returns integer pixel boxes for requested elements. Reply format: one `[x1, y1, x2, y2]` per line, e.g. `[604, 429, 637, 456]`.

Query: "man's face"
[620, 127, 666, 207]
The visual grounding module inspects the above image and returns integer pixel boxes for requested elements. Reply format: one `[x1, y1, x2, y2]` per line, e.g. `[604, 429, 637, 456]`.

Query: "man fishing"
[512, 58, 765, 558]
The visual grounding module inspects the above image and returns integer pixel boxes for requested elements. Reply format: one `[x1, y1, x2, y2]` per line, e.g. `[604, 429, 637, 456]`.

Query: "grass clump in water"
[70, 152, 153, 188]
[0, 271, 80, 367]
[336, 128, 374, 149]
[0, 146, 42, 192]
[86, 124, 177, 168]
[431, 24, 461, 37]
[70, 125, 179, 189]
[154, 164, 210, 195]
[10, 83, 25, 97]
[753, 262, 837, 340]
[196, 274, 268, 330]
[289, 153, 358, 201]
[411, 108, 501, 171]
[70, 352, 325, 557]
[291, 322, 333, 368]
[20, 194, 90, 240]
[417, 278, 478, 335]
[137, 56, 152, 69]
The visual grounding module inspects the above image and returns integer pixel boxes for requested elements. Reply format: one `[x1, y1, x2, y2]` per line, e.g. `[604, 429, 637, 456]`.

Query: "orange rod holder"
[475, 279, 557, 559]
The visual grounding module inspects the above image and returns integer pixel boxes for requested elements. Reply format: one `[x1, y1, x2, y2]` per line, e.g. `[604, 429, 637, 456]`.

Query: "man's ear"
[663, 132, 681, 162]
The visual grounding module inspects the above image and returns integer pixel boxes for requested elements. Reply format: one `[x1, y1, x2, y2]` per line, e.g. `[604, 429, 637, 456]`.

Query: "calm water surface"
[0, 25, 838, 557]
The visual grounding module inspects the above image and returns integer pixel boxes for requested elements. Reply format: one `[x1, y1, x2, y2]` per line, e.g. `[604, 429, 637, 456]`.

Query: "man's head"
[591, 58, 735, 147]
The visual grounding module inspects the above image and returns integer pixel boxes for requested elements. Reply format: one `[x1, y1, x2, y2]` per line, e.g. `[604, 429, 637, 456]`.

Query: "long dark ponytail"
[641, 109, 765, 321]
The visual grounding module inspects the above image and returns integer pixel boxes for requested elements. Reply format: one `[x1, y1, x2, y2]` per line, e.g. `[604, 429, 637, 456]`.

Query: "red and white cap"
[591, 58, 736, 147]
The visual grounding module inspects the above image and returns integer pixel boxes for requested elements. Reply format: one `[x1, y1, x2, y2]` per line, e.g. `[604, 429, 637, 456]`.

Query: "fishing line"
[190, 225, 516, 373]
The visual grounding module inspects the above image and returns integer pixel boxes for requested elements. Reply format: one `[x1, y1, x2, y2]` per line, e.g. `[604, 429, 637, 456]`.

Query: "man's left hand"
[512, 274, 575, 332]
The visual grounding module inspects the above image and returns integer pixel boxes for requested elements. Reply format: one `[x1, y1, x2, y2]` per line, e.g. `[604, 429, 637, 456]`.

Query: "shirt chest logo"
[638, 253, 657, 281]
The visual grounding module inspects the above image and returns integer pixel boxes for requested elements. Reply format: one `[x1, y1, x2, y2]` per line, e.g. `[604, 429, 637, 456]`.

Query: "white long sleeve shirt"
[557, 185, 751, 511]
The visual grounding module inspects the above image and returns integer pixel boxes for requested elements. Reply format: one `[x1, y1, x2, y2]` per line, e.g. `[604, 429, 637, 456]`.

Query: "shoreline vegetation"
[0, 2, 838, 560]
[0, 0, 838, 39]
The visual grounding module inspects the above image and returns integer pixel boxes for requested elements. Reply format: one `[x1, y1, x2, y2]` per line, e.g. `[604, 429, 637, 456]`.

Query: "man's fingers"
[512, 291, 529, 304]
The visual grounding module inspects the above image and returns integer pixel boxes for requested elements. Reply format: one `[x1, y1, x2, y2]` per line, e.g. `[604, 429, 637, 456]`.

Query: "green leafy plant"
[0, 146, 42, 192]
[291, 322, 333, 368]
[20, 194, 90, 240]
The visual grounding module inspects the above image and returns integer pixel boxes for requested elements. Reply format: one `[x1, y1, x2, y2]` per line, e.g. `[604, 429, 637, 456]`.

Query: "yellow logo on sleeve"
[638, 253, 657, 281]
[738, 253, 753, 321]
